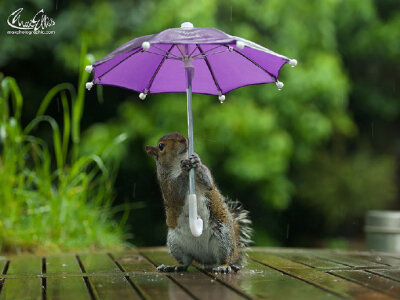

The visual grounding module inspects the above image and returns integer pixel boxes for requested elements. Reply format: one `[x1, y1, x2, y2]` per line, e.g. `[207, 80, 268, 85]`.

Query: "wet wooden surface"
[1, 247, 400, 299]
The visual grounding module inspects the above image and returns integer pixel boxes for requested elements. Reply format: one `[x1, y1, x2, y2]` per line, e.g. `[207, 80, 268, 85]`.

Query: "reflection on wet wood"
[0, 247, 400, 299]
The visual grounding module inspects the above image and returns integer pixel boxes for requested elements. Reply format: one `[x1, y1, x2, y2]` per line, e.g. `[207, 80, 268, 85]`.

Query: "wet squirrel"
[146, 132, 252, 273]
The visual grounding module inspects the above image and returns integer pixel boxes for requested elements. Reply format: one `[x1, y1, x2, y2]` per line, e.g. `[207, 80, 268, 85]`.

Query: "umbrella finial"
[142, 41, 150, 50]
[139, 93, 147, 100]
[218, 95, 226, 103]
[236, 40, 245, 49]
[85, 82, 94, 90]
[289, 59, 298, 67]
[85, 65, 93, 73]
[181, 22, 194, 29]
[276, 81, 284, 91]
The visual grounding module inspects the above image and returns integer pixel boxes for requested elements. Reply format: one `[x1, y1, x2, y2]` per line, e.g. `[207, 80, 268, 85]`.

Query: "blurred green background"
[0, 0, 399, 253]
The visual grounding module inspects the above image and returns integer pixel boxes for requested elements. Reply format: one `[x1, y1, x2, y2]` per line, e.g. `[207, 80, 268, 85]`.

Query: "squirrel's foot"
[157, 264, 188, 272]
[180, 154, 200, 172]
[212, 264, 232, 274]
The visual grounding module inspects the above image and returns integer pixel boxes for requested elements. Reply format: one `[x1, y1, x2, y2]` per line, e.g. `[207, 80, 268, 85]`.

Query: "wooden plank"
[250, 251, 393, 299]
[89, 275, 142, 300]
[315, 252, 386, 268]
[332, 270, 400, 298]
[46, 277, 91, 300]
[78, 253, 141, 299]
[78, 253, 121, 274]
[369, 269, 400, 282]
[354, 254, 400, 267]
[6, 256, 42, 275]
[278, 252, 350, 269]
[113, 251, 192, 300]
[46, 254, 82, 274]
[205, 257, 340, 300]
[143, 250, 245, 300]
[0, 278, 42, 300]
[45, 255, 91, 300]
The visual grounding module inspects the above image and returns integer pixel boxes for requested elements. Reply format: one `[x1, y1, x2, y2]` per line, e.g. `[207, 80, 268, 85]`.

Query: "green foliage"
[0, 57, 127, 253]
[296, 150, 397, 229]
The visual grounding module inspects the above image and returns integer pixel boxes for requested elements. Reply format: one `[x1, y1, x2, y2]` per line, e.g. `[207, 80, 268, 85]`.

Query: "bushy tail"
[227, 200, 252, 265]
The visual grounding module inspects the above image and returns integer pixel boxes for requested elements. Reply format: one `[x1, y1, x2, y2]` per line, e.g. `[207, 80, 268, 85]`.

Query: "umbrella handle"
[185, 48, 203, 237]
[188, 194, 203, 237]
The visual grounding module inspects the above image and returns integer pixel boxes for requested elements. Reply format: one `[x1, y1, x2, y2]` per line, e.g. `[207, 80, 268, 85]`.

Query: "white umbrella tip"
[85, 65, 93, 73]
[139, 92, 147, 100]
[181, 22, 194, 29]
[85, 82, 94, 90]
[142, 41, 150, 50]
[289, 59, 297, 67]
[236, 40, 245, 49]
[276, 81, 284, 90]
[218, 95, 226, 103]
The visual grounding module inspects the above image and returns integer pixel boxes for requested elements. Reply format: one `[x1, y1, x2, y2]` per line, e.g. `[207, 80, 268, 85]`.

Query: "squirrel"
[146, 132, 252, 273]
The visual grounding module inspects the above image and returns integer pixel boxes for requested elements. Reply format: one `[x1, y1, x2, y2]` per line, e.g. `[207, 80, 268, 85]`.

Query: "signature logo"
[7, 8, 55, 35]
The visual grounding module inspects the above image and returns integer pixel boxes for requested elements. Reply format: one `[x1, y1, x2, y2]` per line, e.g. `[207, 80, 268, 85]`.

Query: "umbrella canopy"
[86, 22, 297, 237]
[86, 22, 296, 98]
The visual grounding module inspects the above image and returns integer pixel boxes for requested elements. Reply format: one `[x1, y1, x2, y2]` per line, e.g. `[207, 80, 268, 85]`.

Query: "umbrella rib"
[190, 45, 225, 59]
[96, 48, 143, 82]
[224, 45, 277, 82]
[197, 44, 222, 95]
[151, 45, 181, 59]
[145, 44, 176, 93]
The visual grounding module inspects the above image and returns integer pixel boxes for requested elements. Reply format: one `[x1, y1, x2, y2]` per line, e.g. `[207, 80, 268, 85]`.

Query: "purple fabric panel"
[94, 49, 139, 80]
[97, 51, 163, 92]
[148, 58, 186, 93]
[149, 54, 219, 94]
[95, 44, 173, 91]
[203, 45, 274, 94]
[239, 46, 288, 78]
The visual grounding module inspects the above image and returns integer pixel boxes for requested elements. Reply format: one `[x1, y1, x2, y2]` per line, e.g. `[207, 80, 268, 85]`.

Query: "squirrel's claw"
[230, 264, 241, 272]
[157, 264, 188, 272]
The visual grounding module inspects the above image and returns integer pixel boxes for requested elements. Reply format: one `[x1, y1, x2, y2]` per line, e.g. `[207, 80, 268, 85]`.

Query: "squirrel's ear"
[145, 145, 157, 158]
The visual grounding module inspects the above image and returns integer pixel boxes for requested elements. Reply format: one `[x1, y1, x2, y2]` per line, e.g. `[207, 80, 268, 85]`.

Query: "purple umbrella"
[85, 22, 297, 237]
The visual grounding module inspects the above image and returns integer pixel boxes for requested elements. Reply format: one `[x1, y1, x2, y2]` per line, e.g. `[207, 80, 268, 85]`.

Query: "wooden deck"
[1, 247, 400, 299]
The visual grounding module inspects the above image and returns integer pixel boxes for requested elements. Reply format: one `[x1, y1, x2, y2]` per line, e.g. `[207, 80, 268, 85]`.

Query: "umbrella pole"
[185, 59, 203, 237]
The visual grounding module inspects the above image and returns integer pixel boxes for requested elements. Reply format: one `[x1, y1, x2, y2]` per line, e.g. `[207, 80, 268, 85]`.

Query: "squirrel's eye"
[158, 143, 165, 151]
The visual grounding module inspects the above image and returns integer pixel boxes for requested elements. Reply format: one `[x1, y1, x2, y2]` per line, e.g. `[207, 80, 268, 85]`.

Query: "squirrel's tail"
[227, 200, 252, 265]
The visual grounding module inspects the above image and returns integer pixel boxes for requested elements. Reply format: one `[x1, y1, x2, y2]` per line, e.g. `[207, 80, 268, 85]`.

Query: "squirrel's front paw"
[180, 154, 201, 172]
[189, 154, 201, 168]
[180, 159, 192, 172]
